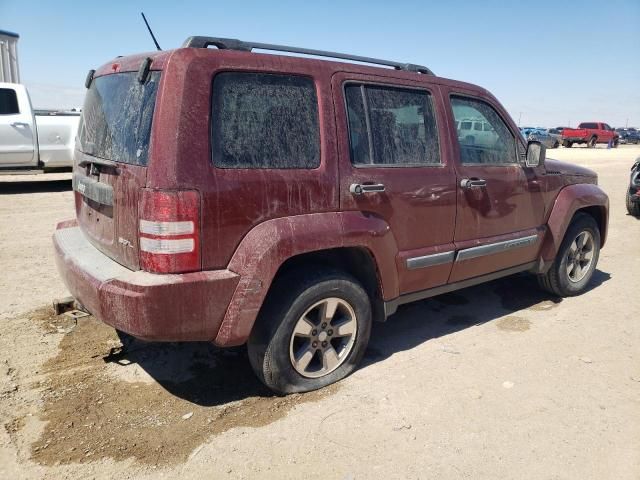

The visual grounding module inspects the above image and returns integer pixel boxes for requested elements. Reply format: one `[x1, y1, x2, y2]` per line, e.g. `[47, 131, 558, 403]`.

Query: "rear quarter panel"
[146, 49, 341, 270]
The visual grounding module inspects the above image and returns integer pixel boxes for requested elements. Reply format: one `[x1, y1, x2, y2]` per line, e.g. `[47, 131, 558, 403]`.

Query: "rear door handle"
[350, 183, 386, 195]
[460, 178, 487, 189]
[10, 121, 29, 127]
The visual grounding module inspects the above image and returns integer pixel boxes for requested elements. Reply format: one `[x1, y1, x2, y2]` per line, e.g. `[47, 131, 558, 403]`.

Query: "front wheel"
[612, 138, 619, 148]
[248, 269, 372, 394]
[587, 136, 597, 148]
[538, 213, 601, 297]
[626, 192, 640, 217]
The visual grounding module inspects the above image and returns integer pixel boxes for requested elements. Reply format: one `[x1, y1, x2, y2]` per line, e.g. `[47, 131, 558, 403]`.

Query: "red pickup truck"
[562, 122, 619, 148]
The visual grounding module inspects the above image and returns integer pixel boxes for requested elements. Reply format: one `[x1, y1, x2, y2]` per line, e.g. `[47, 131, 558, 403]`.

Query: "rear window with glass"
[579, 122, 598, 129]
[78, 71, 160, 166]
[211, 73, 320, 169]
[345, 84, 440, 166]
[0, 88, 19, 115]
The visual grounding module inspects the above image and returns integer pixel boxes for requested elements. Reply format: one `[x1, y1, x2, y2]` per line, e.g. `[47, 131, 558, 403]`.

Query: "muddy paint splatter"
[496, 316, 531, 332]
[23, 307, 337, 466]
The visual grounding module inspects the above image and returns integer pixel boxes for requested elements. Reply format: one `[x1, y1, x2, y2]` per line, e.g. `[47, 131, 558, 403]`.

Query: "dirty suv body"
[54, 37, 609, 394]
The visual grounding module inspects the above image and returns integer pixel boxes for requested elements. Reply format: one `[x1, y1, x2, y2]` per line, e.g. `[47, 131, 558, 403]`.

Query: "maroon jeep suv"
[54, 37, 609, 394]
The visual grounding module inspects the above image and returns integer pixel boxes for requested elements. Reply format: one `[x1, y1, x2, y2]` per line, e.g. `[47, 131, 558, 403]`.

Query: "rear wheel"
[563, 140, 572, 148]
[626, 192, 640, 217]
[248, 269, 372, 394]
[538, 213, 600, 297]
[587, 136, 597, 148]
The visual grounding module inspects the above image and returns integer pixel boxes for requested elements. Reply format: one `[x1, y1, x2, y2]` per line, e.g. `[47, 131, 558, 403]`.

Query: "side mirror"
[526, 140, 545, 168]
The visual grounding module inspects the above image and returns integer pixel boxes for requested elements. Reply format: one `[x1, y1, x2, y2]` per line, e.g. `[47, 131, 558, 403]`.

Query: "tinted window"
[580, 122, 598, 129]
[451, 96, 516, 165]
[345, 85, 371, 164]
[78, 72, 160, 166]
[0, 88, 19, 115]
[345, 84, 440, 166]
[212, 73, 319, 169]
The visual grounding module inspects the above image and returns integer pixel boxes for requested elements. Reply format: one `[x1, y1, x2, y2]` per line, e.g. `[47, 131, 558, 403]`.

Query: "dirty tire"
[626, 193, 640, 217]
[563, 140, 572, 148]
[248, 269, 372, 395]
[587, 136, 597, 148]
[538, 213, 600, 297]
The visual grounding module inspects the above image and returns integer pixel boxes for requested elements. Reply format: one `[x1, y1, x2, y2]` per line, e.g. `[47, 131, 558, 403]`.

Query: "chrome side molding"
[406, 251, 455, 270]
[455, 235, 538, 262]
[405, 234, 539, 270]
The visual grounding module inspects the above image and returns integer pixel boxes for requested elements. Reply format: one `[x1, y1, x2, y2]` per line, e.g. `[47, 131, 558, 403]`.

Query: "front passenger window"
[451, 96, 516, 165]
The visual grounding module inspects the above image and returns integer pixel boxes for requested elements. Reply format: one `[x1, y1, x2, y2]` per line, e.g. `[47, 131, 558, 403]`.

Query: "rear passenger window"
[0, 88, 19, 115]
[345, 84, 440, 166]
[211, 73, 320, 169]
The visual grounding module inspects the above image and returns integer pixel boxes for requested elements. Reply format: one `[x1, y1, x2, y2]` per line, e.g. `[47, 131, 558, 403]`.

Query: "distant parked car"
[626, 158, 640, 216]
[616, 128, 640, 145]
[456, 118, 499, 147]
[520, 128, 560, 149]
[0, 82, 80, 173]
[562, 122, 619, 148]
[546, 128, 563, 146]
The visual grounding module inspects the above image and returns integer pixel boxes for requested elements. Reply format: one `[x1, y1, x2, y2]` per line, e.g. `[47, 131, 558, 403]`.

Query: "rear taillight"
[138, 189, 200, 273]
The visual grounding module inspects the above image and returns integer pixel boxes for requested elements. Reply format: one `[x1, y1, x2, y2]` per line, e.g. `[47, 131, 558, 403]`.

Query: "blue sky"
[2, 0, 639, 127]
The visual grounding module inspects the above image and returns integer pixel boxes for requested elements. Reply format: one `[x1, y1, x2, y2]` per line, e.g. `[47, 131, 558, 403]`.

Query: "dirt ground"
[0, 146, 639, 479]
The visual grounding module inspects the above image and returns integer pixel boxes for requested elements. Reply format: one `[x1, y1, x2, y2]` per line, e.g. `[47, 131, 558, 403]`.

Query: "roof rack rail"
[182, 36, 434, 75]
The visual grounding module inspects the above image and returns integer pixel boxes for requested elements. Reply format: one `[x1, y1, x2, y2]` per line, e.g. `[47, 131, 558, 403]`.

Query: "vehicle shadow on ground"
[104, 338, 271, 407]
[0, 179, 72, 194]
[106, 270, 610, 406]
[363, 270, 610, 366]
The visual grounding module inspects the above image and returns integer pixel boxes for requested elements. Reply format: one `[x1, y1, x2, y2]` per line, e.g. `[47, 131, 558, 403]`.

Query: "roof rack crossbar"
[182, 36, 434, 75]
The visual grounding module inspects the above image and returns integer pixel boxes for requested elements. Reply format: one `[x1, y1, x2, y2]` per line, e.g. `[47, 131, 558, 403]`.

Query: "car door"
[332, 72, 457, 295]
[442, 88, 546, 283]
[0, 86, 35, 166]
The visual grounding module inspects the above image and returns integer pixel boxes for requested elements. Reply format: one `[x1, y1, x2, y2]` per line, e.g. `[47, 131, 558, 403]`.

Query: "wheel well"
[272, 247, 385, 322]
[576, 206, 606, 246]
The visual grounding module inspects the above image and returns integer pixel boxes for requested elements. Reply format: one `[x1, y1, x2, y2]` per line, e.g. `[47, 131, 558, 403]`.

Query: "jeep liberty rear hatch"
[74, 70, 160, 270]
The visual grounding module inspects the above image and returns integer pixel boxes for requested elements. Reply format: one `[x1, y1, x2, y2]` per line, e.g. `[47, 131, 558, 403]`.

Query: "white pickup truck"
[0, 82, 80, 173]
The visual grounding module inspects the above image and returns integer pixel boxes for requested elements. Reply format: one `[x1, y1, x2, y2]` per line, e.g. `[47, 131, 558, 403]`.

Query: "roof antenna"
[141, 12, 162, 51]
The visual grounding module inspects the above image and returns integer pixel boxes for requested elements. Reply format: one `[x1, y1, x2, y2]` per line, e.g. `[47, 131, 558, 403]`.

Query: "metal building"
[0, 30, 20, 84]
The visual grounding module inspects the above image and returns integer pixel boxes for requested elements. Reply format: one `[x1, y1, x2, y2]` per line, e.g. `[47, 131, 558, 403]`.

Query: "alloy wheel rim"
[289, 297, 357, 379]
[566, 230, 595, 283]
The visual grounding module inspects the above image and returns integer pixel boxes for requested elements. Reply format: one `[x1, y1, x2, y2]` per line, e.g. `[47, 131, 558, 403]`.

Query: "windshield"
[78, 71, 160, 166]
